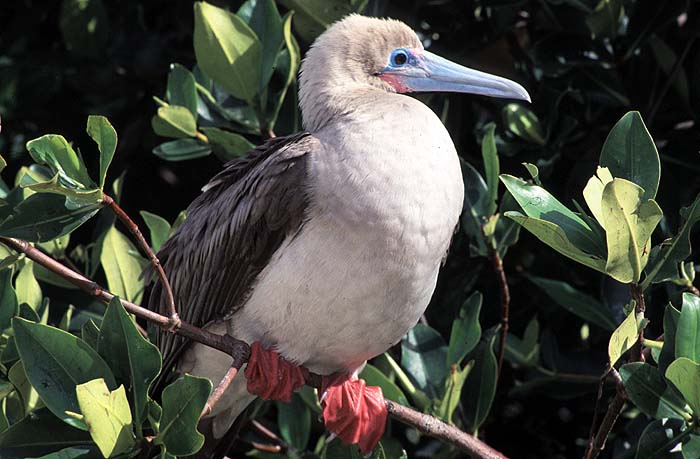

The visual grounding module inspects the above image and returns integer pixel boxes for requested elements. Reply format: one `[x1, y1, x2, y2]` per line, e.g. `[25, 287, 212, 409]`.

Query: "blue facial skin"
[380, 47, 531, 102]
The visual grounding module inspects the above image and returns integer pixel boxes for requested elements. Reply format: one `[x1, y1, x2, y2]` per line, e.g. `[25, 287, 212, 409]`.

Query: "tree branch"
[1, 236, 509, 459]
[487, 245, 510, 379]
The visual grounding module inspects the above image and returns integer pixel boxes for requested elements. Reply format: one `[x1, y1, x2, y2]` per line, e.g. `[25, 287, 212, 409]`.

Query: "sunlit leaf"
[436, 361, 472, 423]
[199, 127, 254, 162]
[481, 123, 499, 216]
[99, 226, 146, 303]
[619, 362, 687, 420]
[609, 307, 644, 366]
[152, 106, 197, 139]
[86, 116, 117, 190]
[583, 166, 613, 226]
[139, 211, 171, 252]
[15, 261, 42, 311]
[503, 104, 545, 145]
[26, 135, 94, 189]
[166, 64, 198, 117]
[237, 0, 284, 90]
[666, 357, 700, 415]
[675, 293, 700, 363]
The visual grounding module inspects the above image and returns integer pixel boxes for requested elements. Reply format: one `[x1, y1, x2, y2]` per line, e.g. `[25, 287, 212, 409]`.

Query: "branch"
[487, 245, 510, 379]
[101, 194, 179, 328]
[1, 236, 509, 459]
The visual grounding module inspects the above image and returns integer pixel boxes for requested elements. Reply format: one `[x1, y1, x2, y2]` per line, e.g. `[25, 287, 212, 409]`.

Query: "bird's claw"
[320, 373, 388, 453]
[244, 342, 307, 402]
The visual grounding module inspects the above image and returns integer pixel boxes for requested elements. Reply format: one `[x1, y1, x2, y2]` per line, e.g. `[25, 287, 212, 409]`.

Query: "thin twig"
[201, 365, 240, 418]
[101, 194, 180, 330]
[251, 420, 291, 454]
[1, 235, 508, 459]
[584, 370, 626, 459]
[487, 245, 510, 379]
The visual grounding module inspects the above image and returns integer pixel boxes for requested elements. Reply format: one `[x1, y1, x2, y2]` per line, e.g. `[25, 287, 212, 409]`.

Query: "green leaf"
[155, 374, 211, 456]
[12, 318, 116, 430]
[0, 408, 93, 458]
[522, 162, 540, 184]
[18, 170, 102, 209]
[461, 162, 489, 256]
[636, 418, 686, 459]
[676, 293, 700, 363]
[359, 364, 409, 406]
[446, 291, 482, 366]
[504, 316, 540, 367]
[586, 0, 623, 39]
[139, 211, 171, 252]
[166, 64, 198, 117]
[0, 267, 18, 331]
[501, 174, 604, 258]
[193, 2, 262, 102]
[583, 166, 614, 226]
[86, 116, 117, 190]
[644, 193, 700, 287]
[666, 357, 700, 415]
[81, 319, 100, 350]
[276, 394, 310, 450]
[279, 0, 364, 43]
[152, 106, 197, 139]
[502, 104, 545, 145]
[152, 139, 211, 162]
[76, 379, 134, 458]
[529, 276, 617, 331]
[659, 303, 681, 374]
[237, 0, 284, 90]
[264, 11, 300, 130]
[600, 111, 660, 201]
[481, 123, 499, 216]
[9, 360, 43, 415]
[462, 332, 498, 432]
[619, 362, 688, 420]
[26, 135, 94, 189]
[436, 361, 473, 423]
[401, 324, 448, 398]
[199, 127, 254, 162]
[97, 297, 161, 430]
[601, 178, 662, 283]
[99, 226, 146, 303]
[683, 435, 700, 459]
[0, 194, 101, 243]
[15, 261, 42, 311]
[28, 446, 100, 459]
[609, 307, 644, 366]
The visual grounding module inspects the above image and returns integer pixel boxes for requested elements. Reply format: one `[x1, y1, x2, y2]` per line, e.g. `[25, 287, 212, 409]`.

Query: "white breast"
[230, 94, 464, 374]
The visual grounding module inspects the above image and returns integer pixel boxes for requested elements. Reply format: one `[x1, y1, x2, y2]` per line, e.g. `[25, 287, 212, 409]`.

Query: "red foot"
[321, 373, 388, 453]
[244, 342, 307, 402]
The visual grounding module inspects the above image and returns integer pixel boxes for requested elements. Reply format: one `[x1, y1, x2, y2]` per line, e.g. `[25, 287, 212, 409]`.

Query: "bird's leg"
[244, 342, 307, 402]
[320, 371, 388, 453]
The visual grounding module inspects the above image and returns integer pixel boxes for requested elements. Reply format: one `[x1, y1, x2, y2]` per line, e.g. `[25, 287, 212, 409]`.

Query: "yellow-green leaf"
[151, 106, 197, 139]
[86, 115, 118, 190]
[601, 178, 662, 283]
[99, 226, 146, 303]
[583, 166, 613, 226]
[608, 307, 644, 366]
[15, 261, 42, 311]
[666, 357, 700, 415]
[76, 379, 135, 458]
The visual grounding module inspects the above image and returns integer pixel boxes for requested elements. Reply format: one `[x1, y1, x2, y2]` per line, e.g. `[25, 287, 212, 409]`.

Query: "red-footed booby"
[150, 14, 529, 455]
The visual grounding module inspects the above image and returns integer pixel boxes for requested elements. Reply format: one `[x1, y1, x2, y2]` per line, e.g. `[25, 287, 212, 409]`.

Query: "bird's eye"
[390, 49, 408, 67]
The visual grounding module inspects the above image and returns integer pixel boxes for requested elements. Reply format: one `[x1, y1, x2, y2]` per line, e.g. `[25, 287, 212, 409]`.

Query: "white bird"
[149, 14, 529, 457]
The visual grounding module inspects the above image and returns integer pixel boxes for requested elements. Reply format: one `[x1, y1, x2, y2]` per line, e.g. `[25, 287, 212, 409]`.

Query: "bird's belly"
[229, 214, 443, 374]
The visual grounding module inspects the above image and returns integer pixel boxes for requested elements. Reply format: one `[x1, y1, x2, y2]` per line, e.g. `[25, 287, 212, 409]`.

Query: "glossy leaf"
[636, 418, 685, 459]
[644, 193, 700, 287]
[502, 104, 545, 145]
[237, 0, 284, 90]
[86, 116, 117, 189]
[530, 276, 617, 331]
[139, 211, 171, 252]
[166, 64, 198, 117]
[200, 127, 254, 162]
[276, 394, 310, 450]
[462, 333, 498, 433]
[99, 226, 146, 303]
[583, 166, 613, 226]
[0, 194, 101, 243]
[501, 174, 604, 258]
[152, 106, 197, 139]
[97, 297, 161, 429]
[659, 304, 681, 374]
[193, 2, 262, 102]
[666, 357, 700, 415]
[25, 135, 94, 189]
[359, 364, 409, 406]
[12, 318, 116, 429]
[155, 374, 211, 456]
[446, 291, 482, 366]
[481, 123, 499, 216]
[76, 379, 134, 458]
[619, 362, 687, 420]
[0, 408, 93, 458]
[401, 324, 448, 398]
[600, 111, 660, 201]
[675, 293, 700, 363]
[15, 261, 42, 311]
[152, 139, 211, 162]
[600, 178, 662, 283]
[609, 307, 644, 366]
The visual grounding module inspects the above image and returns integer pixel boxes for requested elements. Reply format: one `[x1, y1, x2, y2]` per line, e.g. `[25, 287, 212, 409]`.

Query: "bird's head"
[299, 15, 530, 130]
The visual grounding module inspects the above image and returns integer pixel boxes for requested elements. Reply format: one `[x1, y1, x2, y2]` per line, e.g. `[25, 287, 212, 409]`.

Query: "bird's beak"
[382, 50, 531, 102]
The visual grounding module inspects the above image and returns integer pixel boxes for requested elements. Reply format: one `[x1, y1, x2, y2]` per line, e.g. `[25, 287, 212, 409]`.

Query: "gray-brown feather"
[149, 132, 313, 370]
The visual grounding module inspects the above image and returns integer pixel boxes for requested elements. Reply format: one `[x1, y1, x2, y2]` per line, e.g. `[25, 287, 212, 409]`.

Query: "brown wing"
[149, 132, 314, 370]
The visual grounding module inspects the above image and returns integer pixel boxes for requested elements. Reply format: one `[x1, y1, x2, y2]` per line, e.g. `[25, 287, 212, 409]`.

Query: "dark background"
[1, 0, 699, 457]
